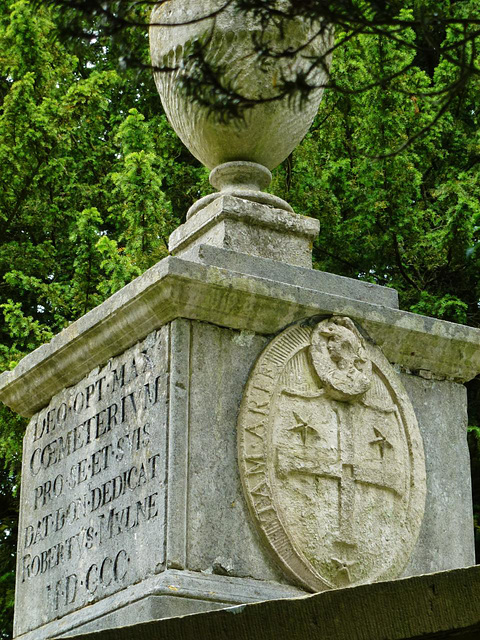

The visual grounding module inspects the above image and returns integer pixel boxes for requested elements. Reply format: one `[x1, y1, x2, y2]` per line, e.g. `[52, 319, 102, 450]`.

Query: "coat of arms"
[237, 316, 426, 591]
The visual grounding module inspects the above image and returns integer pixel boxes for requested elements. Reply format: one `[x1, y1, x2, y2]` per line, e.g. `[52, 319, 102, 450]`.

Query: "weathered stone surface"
[150, 0, 333, 217]
[14, 329, 169, 638]
[186, 245, 399, 308]
[58, 597, 228, 638]
[9, 318, 475, 639]
[56, 566, 480, 640]
[2, 249, 480, 418]
[186, 162, 296, 218]
[164, 319, 284, 580]
[171, 319, 471, 588]
[186, 161, 300, 218]
[15, 569, 304, 640]
[401, 374, 475, 576]
[149, 2, 332, 171]
[169, 195, 319, 267]
[184, 321, 285, 581]
[238, 317, 426, 591]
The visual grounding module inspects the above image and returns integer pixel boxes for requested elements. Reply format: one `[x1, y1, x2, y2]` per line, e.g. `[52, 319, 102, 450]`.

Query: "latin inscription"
[15, 328, 169, 636]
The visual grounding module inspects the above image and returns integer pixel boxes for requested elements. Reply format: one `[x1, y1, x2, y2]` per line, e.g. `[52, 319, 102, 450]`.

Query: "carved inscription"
[237, 317, 426, 592]
[15, 329, 169, 636]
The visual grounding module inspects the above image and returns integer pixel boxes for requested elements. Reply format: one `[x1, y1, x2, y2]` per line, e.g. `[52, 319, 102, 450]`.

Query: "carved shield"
[237, 317, 426, 591]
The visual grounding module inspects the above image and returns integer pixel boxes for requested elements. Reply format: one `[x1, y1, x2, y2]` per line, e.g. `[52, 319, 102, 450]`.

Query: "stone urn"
[150, 1, 333, 216]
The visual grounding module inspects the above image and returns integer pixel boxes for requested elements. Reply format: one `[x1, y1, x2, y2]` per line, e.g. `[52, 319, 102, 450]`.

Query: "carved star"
[331, 557, 356, 582]
[369, 427, 393, 458]
[289, 411, 318, 445]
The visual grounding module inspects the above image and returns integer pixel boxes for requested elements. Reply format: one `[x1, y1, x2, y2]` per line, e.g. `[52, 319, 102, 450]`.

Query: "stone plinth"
[1, 200, 477, 639]
[169, 195, 320, 268]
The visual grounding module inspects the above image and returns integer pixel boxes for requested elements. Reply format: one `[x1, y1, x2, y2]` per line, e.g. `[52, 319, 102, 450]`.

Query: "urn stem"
[187, 161, 294, 218]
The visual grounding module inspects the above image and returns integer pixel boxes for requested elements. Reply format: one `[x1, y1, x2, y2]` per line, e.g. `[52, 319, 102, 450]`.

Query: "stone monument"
[0, 2, 477, 638]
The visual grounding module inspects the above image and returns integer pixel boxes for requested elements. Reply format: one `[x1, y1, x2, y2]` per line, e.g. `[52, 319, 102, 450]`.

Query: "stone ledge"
[62, 565, 480, 640]
[2, 253, 480, 417]
[185, 244, 399, 308]
[13, 570, 304, 640]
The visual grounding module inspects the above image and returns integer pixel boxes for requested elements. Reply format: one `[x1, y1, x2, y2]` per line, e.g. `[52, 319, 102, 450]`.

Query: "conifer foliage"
[0, 1, 207, 634]
[1, 1, 480, 637]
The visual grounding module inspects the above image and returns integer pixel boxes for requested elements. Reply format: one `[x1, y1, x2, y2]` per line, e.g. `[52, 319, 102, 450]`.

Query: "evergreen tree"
[1, 1, 480, 637]
[0, 2, 208, 635]
[269, 1, 480, 563]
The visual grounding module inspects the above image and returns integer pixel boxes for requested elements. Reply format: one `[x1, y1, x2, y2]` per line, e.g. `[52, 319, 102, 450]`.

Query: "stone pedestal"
[1, 198, 477, 639]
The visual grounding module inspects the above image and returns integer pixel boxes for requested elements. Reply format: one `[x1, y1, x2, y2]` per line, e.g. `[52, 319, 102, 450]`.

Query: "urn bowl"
[149, 1, 333, 172]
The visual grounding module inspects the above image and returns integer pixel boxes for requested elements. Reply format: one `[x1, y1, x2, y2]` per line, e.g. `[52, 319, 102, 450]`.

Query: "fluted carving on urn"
[150, 1, 333, 215]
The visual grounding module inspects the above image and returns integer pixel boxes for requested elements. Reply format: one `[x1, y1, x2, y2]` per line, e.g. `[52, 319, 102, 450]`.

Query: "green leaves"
[0, 2, 204, 635]
[270, 2, 480, 323]
[109, 108, 175, 271]
[0, 300, 53, 365]
[0, 0, 480, 634]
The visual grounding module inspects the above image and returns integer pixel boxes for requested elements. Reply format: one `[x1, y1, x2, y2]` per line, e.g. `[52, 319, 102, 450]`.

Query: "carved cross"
[331, 556, 357, 582]
[277, 405, 404, 546]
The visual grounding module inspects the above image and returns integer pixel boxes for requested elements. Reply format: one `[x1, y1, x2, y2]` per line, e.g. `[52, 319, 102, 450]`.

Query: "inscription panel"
[15, 328, 169, 636]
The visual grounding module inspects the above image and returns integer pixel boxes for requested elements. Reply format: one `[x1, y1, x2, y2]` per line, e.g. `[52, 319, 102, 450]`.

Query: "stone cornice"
[2, 251, 480, 417]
